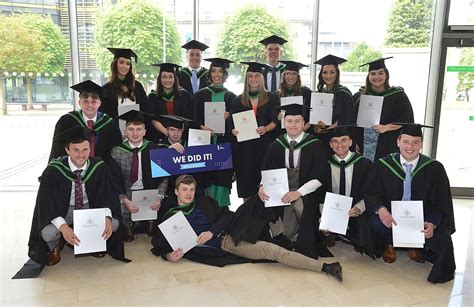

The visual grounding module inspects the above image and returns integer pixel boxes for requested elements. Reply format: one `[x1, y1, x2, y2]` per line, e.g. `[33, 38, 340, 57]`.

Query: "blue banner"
[149, 143, 233, 178]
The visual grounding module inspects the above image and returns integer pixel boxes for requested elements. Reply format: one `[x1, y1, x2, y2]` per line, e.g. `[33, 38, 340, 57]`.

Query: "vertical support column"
[193, 0, 199, 39]
[310, 0, 320, 91]
[68, 0, 80, 110]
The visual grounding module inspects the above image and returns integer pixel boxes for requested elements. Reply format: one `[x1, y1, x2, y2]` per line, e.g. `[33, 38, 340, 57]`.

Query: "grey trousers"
[41, 218, 120, 250]
[221, 235, 324, 272]
[269, 198, 304, 241]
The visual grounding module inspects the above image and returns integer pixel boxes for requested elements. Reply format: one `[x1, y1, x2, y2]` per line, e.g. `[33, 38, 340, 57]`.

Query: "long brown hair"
[241, 72, 268, 107]
[110, 57, 137, 101]
[317, 64, 340, 93]
[155, 70, 180, 97]
[279, 70, 303, 97]
[364, 67, 390, 94]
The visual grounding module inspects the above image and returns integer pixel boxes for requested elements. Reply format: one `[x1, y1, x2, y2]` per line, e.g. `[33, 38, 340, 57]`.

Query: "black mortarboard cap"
[276, 103, 311, 117]
[204, 57, 234, 69]
[359, 56, 394, 71]
[119, 110, 155, 124]
[325, 124, 358, 138]
[181, 40, 209, 51]
[107, 48, 138, 62]
[70, 80, 103, 96]
[240, 61, 268, 73]
[159, 115, 193, 129]
[259, 35, 288, 46]
[393, 122, 434, 138]
[314, 54, 347, 66]
[279, 60, 308, 72]
[151, 63, 181, 74]
[53, 125, 87, 144]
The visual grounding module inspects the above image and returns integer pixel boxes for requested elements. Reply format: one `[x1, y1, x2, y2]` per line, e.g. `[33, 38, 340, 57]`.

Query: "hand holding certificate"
[158, 211, 197, 254]
[261, 168, 289, 207]
[391, 201, 425, 248]
[319, 192, 353, 235]
[356, 95, 384, 128]
[73, 208, 107, 255]
[232, 110, 260, 142]
[131, 189, 159, 222]
[188, 128, 211, 147]
[205, 101, 226, 134]
[310, 92, 333, 125]
[280, 96, 303, 128]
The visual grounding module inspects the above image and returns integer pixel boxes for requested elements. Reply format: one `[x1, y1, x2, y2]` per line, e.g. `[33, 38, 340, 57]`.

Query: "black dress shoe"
[322, 262, 343, 282]
[90, 252, 106, 258]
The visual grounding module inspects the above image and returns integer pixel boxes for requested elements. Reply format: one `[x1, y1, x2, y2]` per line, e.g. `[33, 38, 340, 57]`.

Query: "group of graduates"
[15, 35, 456, 285]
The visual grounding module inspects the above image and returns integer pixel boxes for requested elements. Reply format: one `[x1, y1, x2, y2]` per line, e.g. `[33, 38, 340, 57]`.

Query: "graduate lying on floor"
[151, 174, 343, 282]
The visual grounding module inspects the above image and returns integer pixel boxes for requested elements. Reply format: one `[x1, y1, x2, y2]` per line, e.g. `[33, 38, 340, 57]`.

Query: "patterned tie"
[271, 67, 277, 92]
[191, 69, 199, 94]
[130, 148, 139, 183]
[402, 163, 413, 201]
[289, 140, 297, 169]
[339, 160, 346, 195]
[74, 170, 83, 209]
[86, 120, 95, 158]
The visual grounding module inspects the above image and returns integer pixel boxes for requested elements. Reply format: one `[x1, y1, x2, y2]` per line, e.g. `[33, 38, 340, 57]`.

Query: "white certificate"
[319, 192, 353, 235]
[232, 110, 260, 142]
[261, 168, 289, 207]
[310, 92, 333, 125]
[356, 95, 384, 128]
[158, 211, 197, 254]
[391, 201, 425, 248]
[188, 128, 211, 147]
[280, 96, 303, 128]
[131, 189, 158, 222]
[118, 104, 140, 135]
[73, 208, 107, 255]
[204, 101, 226, 134]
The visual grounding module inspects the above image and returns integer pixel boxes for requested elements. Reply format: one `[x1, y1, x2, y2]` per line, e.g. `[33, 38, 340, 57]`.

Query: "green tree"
[343, 42, 382, 72]
[93, 0, 181, 78]
[216, 5, 294, 74]
[457, 48, 474, 102]
[385, 0, 433, 48]
[1, 14, 66, 114]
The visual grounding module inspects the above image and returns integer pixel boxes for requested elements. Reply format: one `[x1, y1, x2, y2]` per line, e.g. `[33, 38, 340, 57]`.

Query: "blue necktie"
[402, 163, 413, 201]
[191, 69, 198, 94]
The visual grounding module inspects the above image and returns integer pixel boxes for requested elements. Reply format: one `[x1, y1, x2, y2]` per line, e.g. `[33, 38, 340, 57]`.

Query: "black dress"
[230, 93, 278, 198]
[100, 80, 148, 118]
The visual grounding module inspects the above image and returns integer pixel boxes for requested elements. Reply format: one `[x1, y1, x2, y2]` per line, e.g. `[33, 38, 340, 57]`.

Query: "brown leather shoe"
[146, 221, 158, 237]
[91, 252, 106, 258]
[324, 233, 336, 247]
[383, 245, 396, 263]
[408, 249, 425, 263]
[47, 239, 66, 266]
[123, 224, 134, 242]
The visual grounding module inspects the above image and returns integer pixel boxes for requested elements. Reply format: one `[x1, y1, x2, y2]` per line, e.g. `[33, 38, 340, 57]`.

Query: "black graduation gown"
[178, 67, 208, 95]
[353, 87, 414, 160]
[366, 153, 456, 283]
[151, 196, 250, 267]
[147, 88, 193, 142]
[325, 152, 375, 257]
[192, 86, 237, 190]
[27, 157, 129, 266]
[263, 63, 286, 92]
[274, 86, 313, 137]
[230, 93, 278, 198]
[261, 133, 331, 259]
[49, 111, 122, 162]
[100, 80, 148, 118]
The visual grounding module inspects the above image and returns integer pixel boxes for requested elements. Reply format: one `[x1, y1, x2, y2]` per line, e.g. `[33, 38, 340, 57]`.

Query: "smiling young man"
[178, 40, 209, 95]
[366, 123, 456, 283]
[258, 103, 331, 260]
[259, 35, 287, 92]
[321, 125, 374, 254]
[49, 80, 122, 162]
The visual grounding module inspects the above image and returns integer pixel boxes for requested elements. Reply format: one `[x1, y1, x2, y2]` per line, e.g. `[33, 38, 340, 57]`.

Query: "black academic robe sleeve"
[332, 86, 355, 125]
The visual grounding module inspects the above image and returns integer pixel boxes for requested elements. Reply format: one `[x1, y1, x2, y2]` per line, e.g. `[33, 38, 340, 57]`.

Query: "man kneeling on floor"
[151, 174, 343, 282]
[14, 127, 129, 279]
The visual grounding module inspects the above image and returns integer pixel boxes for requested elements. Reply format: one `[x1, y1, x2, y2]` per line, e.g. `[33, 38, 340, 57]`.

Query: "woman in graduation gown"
[353, 57, 414, 161]
[100, 48, 147, 118]
[147, 63, 193, 143]
[231, 62, 278, 200]
[274, 61, 313, 136]
[313, 55, 355, 151]
[193, 58, 237, 207]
